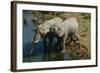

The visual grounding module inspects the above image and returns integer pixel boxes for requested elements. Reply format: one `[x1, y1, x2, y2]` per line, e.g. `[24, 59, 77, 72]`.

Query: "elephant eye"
[58, 27, 61, 30]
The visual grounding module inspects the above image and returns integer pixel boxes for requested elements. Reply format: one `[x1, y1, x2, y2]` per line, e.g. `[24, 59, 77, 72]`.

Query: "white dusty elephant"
[30, 17, 63, 55]
[32, 17, 63, 43]
[52, 17, 80, 52]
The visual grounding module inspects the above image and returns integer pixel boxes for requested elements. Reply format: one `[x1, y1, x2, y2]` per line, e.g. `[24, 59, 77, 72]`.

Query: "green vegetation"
[23, 16, 28, 26]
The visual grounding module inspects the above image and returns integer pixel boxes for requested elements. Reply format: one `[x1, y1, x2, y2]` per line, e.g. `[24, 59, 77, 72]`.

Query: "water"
[23, 10, 72, 62]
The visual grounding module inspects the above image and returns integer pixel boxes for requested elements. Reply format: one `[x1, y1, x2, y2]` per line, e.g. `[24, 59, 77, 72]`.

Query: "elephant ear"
[57, 21, 67, 37]
[58, 27, 65, 37]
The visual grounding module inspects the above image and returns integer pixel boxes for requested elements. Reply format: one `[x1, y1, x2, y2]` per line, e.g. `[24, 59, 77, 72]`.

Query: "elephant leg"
[61, 32, 68, 53]
[66, 33, 73, 45]
[72, 34, 80, 49]
[61, 36, 66, 53]
[56, 36, 63, 51]
[73, 35, 79, 41]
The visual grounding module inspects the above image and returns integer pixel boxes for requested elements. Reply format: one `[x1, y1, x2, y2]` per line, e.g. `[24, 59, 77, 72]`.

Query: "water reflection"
[23, 41, 72, 62]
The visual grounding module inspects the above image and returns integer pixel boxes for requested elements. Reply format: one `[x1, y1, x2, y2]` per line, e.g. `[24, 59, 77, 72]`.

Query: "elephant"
[52, 17, 80, 53]
[30, 17, 63, 56]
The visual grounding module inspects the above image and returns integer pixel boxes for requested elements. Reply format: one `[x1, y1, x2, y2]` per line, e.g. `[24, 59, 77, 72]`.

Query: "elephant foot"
[61, 50, 66, 53]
